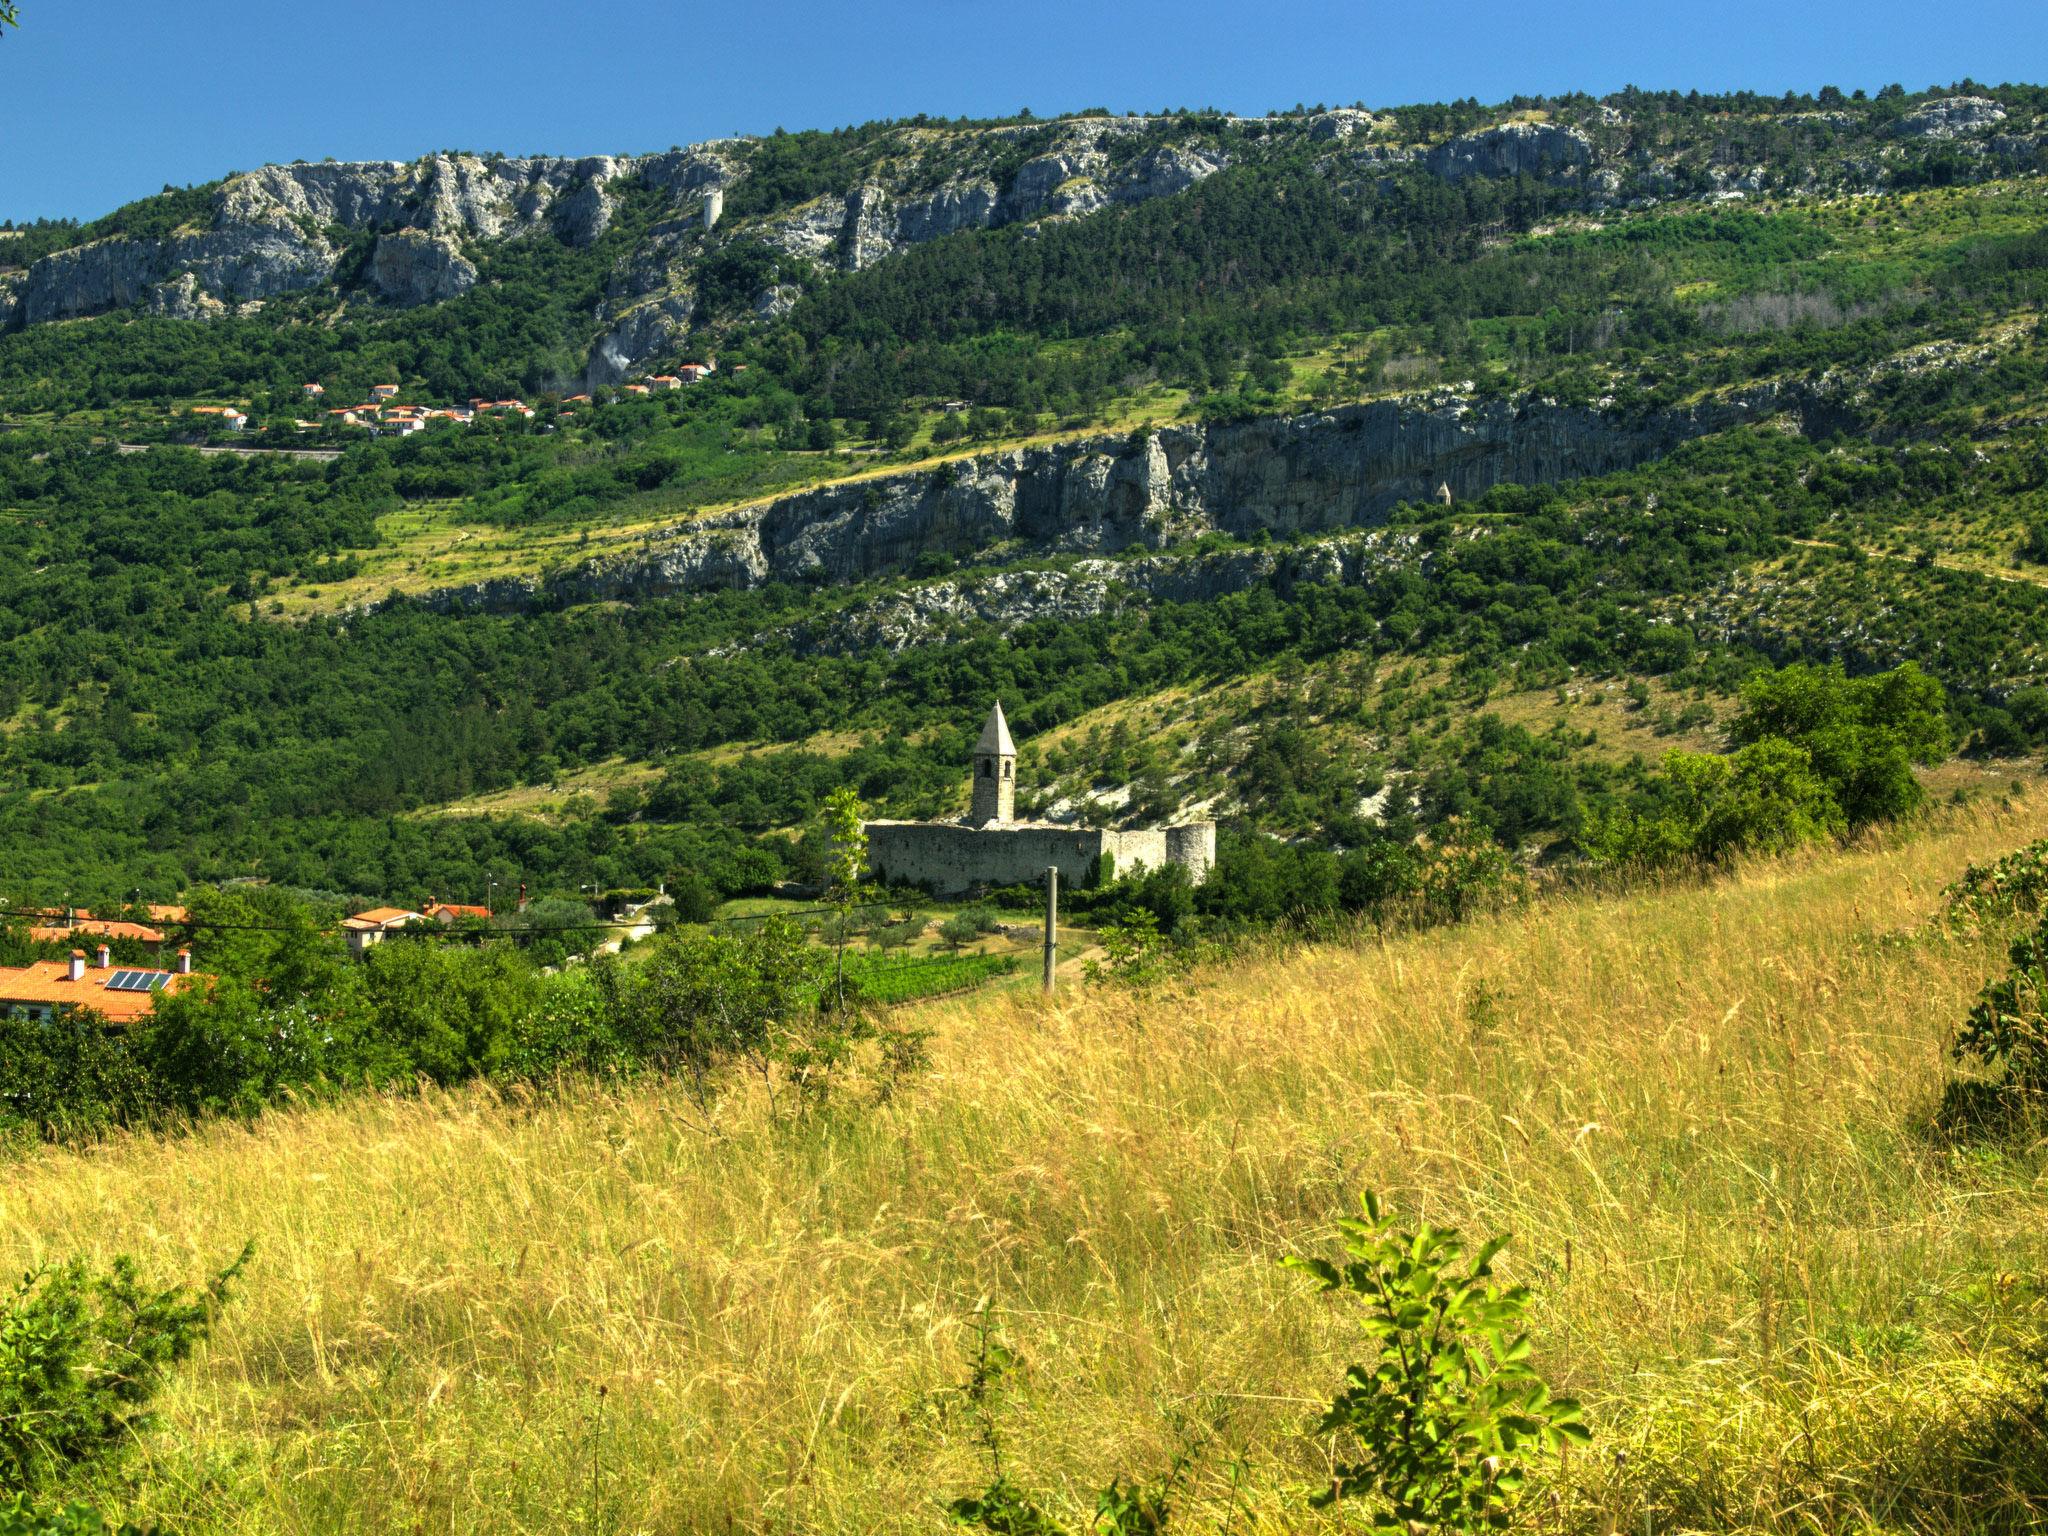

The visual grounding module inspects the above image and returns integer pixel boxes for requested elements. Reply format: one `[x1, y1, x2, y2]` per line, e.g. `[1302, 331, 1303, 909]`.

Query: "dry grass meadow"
[6, 803, 2048, 1533]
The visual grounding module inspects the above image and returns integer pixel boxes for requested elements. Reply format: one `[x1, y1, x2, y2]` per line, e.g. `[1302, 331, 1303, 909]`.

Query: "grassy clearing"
[6, 804, 2048, 1531]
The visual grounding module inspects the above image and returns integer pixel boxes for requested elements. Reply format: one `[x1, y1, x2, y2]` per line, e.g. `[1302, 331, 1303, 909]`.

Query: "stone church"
[865, 704, 1216, 896]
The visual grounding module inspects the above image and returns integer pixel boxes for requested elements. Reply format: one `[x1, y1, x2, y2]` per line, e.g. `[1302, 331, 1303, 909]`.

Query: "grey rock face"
[4, 217, 336, 327]
[369, 231, 479, 306]
[753, 283, 802, 321]
[1890, 96, 2008, 139]
[6, 152, 633, 329]
[12, 237, 181, 323]
[1308, 109, 1375, 141]
[1002, 148, 1106, 222]
[760, 196, 851, 264]
[894, 178, 1001, 244]
[843, 185, 897, 271]
[144, 272, 226, 320]
[771, 533, 1425, 656]
[1112, 145, 1225, 203]
[587, 294, 696, 385]
[412, 386, 1806, 615]
[1425, 122, 1595, 182]
[638, 145, 741, 198]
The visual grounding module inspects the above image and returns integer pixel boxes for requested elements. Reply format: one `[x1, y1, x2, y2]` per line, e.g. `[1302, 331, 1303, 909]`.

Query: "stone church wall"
[867, 819, 1216, 896]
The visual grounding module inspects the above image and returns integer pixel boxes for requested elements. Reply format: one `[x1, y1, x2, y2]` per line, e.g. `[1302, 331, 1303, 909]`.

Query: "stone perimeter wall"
[867, 820, 1215, 896]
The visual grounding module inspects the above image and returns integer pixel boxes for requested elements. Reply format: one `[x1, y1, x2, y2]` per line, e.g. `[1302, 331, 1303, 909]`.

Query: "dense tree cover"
[3, 86, 2047, 912]
[1583, 662, 1950, 865]
[10, 408, 2047, 905]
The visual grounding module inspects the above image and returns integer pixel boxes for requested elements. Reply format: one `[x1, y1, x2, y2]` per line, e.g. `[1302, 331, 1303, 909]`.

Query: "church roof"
[975, 702, 1016, 757]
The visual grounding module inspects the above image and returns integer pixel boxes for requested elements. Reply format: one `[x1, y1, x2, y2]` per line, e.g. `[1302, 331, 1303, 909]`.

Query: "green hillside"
[1, 84, 2046, 909]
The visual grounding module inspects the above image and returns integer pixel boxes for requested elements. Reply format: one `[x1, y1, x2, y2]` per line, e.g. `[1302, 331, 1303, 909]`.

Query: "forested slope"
[2, 82, 2046, 906]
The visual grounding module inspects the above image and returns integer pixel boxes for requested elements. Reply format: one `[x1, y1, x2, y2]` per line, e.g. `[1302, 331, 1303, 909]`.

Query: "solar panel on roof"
[103, 970, 171, 993]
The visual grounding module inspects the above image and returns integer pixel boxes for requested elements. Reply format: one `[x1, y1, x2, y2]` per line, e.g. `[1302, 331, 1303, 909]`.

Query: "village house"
[26, 907, 166, 945]
[340, 906, 426, 956]
[647, 375, 680, 391]
[189, 406, 249, 431]
[425, 902, 492, 925]
[0, 946, 202, 1026]
[370, 384, 401, 400]
[676, 361, 714, 383]
[302, 383, 326, 399]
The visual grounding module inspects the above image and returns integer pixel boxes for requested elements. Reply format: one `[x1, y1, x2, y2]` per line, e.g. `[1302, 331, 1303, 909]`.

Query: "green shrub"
[950, 1192, 1581, 1533]
[1941, 837, 2048, 929]
[1955, 918, 2048, 1094]
[0, 1498, 144, 1536]
[1728, 660, 1949, 829]
[0, 1246, 248, 1497]
[1084, 909, 1175, 987]
[1282, 1192, 1587, 1528]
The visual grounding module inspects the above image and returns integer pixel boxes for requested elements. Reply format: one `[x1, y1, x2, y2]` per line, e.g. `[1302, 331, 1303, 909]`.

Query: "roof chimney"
[95, 944, 110, 970]
[67, 949, 85, 982]
[175, 948, 192, 976]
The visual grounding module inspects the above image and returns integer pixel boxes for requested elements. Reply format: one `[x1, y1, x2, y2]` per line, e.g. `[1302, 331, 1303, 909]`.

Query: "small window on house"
[982, 761, 992, 777]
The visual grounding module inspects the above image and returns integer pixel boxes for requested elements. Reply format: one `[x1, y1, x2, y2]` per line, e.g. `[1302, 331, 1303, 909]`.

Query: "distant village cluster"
[185, 360, 720, 438]
[0, 886, 674, 1029]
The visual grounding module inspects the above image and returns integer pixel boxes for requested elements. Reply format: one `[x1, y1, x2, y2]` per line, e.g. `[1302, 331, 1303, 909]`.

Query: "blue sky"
[4, 0, 2045, 223]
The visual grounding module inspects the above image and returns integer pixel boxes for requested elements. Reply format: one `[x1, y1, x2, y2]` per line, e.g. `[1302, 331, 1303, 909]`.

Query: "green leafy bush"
[1941, 837, 2048, 929]
[0, 1245, 248, 1517]
[0, 1498, 143, 1536]
[950, 1192, 1582, 1533]
[1955, 917, 2048, 1094]
[1282, 1192, 1587, 1528]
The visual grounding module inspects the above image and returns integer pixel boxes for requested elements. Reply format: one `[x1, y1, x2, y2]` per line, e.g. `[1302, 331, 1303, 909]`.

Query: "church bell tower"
[971, 702, 1016, 825]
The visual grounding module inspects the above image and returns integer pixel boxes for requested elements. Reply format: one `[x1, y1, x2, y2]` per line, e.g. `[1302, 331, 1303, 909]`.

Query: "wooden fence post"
[1042, 865, 1059, 995]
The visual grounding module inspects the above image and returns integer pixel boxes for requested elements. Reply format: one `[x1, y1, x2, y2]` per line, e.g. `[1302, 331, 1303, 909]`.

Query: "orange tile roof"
[426, 902, 492, 921]
[26, 909, 166, 944]
[147, 904, 190, 924]
[341, 907, 424, 930]
[0, 959, 201, 1024]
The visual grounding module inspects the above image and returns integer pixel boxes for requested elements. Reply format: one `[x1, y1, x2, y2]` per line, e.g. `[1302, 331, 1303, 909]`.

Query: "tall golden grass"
[5, 803, 2047, 1534]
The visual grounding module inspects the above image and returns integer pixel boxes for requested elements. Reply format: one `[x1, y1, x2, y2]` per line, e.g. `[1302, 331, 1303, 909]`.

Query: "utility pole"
[1042, 865, 1059, 995]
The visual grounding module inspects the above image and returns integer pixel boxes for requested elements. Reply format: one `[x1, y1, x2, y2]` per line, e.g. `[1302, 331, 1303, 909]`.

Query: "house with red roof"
[340, 906, 426, 956]
[0, 946, 203, 1026]
[27, 908, 166, 945]
[425, 902, 492, 925]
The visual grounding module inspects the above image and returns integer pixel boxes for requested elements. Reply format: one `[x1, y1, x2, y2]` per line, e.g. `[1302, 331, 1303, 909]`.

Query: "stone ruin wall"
[868, 820, 1214, 896]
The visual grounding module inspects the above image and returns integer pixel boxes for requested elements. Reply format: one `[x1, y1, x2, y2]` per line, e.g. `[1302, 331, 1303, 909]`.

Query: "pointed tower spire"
[971, 702, 1017, 824]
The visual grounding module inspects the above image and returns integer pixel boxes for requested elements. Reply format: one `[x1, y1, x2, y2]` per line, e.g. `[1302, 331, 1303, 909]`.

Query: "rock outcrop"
[409, 384, 1811, 616]
[764, 533, 1427, 656]
[144, 272, 227, 320]
[1890, 97, 2009, 139]
[588, 294, 697, 385]
[2, 152, 631, 330]
[1424, 122, 1594, 183]
[368, 231, 479, 307]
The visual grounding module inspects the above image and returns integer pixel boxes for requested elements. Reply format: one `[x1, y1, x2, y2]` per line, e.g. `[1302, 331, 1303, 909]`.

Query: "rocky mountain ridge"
[6, 95, 2038, 387]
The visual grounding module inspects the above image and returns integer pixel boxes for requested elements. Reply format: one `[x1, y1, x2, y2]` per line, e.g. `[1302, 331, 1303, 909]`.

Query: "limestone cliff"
[410, 383, 1809, 616]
